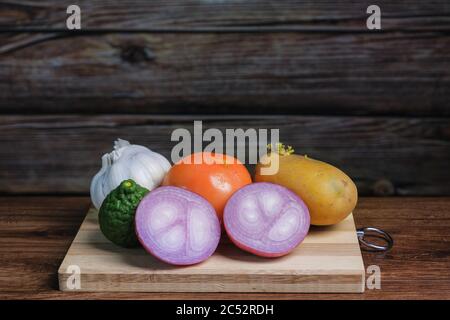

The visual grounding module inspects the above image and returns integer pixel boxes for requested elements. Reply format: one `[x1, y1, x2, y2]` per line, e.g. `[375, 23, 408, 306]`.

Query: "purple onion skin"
[135, 186, 221, 265]
[224, 182, 310, 258]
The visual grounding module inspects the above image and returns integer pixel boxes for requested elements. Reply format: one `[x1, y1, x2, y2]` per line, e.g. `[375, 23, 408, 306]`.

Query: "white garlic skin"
[90, 139, 171, 209]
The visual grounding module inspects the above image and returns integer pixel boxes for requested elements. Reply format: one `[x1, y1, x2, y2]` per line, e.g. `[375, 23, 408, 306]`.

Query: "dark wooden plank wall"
[1, 32, 449, 115]
[1, 1, 449, 31]
[0, 1, 449, 195]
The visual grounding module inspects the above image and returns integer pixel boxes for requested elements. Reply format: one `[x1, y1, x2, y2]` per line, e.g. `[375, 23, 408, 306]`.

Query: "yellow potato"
[255, 148, 357, 226]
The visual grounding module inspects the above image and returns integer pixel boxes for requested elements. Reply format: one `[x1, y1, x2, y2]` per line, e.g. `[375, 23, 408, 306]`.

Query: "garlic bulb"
[90, 139, 171, 209]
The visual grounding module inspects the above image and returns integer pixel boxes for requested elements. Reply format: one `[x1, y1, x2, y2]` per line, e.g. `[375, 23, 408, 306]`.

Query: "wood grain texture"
[1, 1, 449, 31]
[58, 209, 365, 293]
[0, 196, 449, 299]
[1, 115, 449, 196]
[0, 31, 449, 115]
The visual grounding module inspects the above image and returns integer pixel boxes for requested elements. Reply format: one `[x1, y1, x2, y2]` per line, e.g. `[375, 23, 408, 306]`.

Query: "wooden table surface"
[0, 196, 449, 300]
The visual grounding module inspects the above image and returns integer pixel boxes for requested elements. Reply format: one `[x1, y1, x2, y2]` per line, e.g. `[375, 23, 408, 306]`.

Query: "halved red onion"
[135, 186, 221, 265]
[224, 182, 310, 257]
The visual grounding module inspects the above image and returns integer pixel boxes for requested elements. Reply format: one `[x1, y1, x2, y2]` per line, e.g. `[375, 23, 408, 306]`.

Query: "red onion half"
[224, 182, 310, 257]
[135, 186, 221, 265]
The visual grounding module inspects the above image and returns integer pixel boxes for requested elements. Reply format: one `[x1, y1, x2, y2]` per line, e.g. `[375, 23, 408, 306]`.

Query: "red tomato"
[162, 152, 252, 221]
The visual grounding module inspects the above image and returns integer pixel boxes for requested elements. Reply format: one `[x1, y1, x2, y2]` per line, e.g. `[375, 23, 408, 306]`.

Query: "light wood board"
[58, 208, 365, 293]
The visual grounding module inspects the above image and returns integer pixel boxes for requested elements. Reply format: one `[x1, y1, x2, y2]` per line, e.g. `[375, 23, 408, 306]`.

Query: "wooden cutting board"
[58, 208, 365, 293]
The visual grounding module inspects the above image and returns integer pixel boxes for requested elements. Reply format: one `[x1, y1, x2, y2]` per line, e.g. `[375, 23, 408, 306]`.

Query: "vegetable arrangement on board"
[92, 140, 358, 265]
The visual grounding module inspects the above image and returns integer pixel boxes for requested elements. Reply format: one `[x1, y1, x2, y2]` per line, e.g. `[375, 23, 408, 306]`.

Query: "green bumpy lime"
[98, 179, 149, 247]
